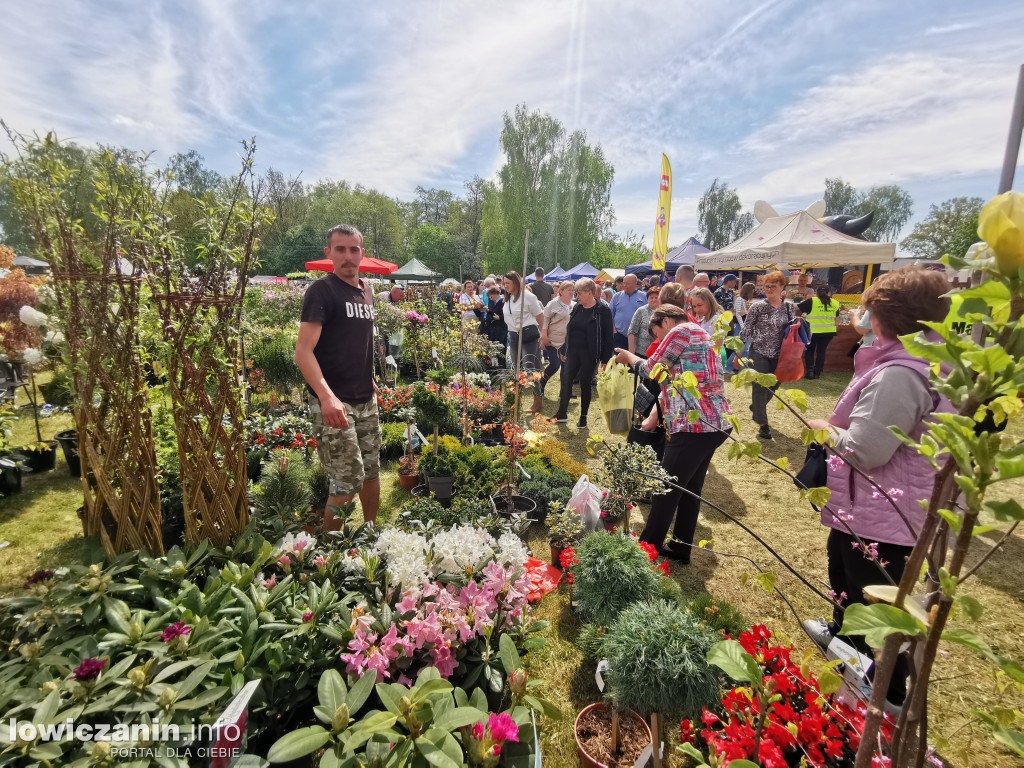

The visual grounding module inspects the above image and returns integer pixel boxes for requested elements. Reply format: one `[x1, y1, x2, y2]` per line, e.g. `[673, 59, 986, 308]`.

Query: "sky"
[2, 0, 1023, 253]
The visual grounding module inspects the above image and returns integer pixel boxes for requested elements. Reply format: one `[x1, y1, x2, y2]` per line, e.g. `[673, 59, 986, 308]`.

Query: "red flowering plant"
[377, 384, 415, 424]
[680, 625, 892, 768]
[244, 404, 315, 454]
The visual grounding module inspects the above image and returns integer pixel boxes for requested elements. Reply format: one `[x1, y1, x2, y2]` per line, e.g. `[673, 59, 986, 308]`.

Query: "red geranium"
[681, 625, 893, 768]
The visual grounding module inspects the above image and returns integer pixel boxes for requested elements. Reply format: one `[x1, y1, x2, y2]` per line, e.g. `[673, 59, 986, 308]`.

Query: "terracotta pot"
[398, 472, 418, 491]
[574, 703, 652, 768]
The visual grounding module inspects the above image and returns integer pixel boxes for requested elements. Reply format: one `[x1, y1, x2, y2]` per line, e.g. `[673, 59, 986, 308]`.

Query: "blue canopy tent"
[526, 265, 568, 283]
[625, 237, 711, 279]
[566, 261, 601, 280]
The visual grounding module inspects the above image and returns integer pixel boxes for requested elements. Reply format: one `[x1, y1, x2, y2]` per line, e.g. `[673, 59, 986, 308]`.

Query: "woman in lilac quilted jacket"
[806, 267, 954, 654]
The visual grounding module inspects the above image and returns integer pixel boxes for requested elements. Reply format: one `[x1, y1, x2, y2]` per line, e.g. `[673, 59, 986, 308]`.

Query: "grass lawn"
[3, 368, 1024, 766]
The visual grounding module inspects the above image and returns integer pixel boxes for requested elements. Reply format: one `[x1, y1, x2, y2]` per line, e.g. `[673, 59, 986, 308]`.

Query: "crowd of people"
[299, 223, 966, 713]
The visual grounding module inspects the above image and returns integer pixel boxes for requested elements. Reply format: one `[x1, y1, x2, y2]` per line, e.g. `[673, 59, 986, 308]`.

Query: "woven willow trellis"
[1, 139, 163, 556]
[148, 141, 269, 546]
[153, 294, 251, 546]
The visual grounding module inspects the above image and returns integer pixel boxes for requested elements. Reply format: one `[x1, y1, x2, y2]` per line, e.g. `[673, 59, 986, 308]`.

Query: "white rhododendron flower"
[21, 348, 43, 365]
[19, 306, 47, 328]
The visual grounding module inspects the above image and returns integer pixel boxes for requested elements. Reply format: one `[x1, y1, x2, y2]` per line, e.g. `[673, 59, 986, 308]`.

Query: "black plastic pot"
[0, 463, 23, 496]
[411, 483, 452, 508]
[22, 442, 58, 473]
[489, 494, 537, 517]
[426, 474, 455, 499]
[55, 430, 81, 478]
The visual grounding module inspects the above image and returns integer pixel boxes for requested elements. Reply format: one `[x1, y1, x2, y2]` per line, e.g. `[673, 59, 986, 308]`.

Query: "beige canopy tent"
[695, 211, 895, 271]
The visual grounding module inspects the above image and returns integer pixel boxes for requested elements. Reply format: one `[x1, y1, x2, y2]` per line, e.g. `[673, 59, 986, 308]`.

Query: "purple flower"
[24, 570, 55, 589]
[302, 611, 314, 623]
[826, 454, 844, 471]
[160, 622, 192, 643]
[70, 658, 107, 681]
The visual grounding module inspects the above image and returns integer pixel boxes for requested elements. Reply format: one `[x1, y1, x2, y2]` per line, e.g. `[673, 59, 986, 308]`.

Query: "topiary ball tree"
[603, 599, 720, 720]
[572, 531, 662, 627]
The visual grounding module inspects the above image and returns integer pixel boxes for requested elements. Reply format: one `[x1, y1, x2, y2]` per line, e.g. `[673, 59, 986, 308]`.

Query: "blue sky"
[3, 0, 1023, 251]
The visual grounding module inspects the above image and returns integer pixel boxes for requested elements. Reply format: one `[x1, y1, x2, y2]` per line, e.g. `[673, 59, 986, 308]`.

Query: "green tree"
[412, 186, 454, 229]
[900, 196, 983, 261]
[857, 184, 914, 242]
[0, 138, 96, 256]
[589, 231, 649, 269]
[823, 177, 859, 216]
[411, 224, 459, 277]
[165, 150, 222, 197]
[482, 105, 614, 274]
[696, 178, 753, 250]
[445, 177, 487, 280]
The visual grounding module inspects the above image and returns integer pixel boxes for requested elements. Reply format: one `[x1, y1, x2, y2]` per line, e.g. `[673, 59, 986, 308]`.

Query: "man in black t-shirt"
[295, 224, 381, 529]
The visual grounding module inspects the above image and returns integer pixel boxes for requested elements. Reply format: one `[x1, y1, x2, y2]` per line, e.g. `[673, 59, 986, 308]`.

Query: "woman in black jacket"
[482, 286, 508, 346]
[552, 278, 615, 428]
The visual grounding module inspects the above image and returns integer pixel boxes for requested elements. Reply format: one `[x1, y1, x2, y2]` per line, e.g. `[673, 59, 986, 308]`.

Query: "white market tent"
[695, 211, 895, 271]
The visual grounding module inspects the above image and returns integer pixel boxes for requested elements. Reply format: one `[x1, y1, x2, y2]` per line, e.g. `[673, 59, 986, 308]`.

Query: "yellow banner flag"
[652, 154, 672, 272]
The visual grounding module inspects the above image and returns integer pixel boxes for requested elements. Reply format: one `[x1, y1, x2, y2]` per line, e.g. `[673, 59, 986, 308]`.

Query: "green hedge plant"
[572, 531, 663, 627]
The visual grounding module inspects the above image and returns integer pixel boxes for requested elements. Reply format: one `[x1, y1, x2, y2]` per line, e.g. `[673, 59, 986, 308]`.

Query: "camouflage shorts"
[309, 397, 381, 496]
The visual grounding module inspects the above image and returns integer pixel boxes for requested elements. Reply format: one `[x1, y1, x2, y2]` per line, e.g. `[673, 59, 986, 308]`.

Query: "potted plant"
[574, 703, 652, 768]
[591, 439, 672, 533]
[0, 404, 22, 495]
[546, 501, 584, 568]
[18, 351, 58, 473]
[571, 531, 664, 628]
[595, 600, 721, 766]
[420, 444, 457, 499]
[397, 421, 420, 492]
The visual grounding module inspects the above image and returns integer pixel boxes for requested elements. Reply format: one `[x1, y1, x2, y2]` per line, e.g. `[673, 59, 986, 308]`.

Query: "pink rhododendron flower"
[160, 622, 192, 643]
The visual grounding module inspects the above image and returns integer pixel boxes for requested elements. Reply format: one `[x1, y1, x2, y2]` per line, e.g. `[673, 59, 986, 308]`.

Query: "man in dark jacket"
[552, 278, 614, 428]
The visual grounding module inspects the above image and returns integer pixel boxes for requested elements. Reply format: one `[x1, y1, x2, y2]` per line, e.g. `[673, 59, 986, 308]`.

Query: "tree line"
[0, 117, 984, 276]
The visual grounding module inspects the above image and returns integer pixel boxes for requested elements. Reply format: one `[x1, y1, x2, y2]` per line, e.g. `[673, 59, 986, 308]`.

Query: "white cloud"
[737, 49, 1021, 204]
[0, 0, 270, 159]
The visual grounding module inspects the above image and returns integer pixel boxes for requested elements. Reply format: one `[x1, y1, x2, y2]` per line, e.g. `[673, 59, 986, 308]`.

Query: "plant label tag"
[491, 357, 499, 367]
[432, 348, 439, 360]
[385, 355, 397, 368]
[595, 659, 609, 692]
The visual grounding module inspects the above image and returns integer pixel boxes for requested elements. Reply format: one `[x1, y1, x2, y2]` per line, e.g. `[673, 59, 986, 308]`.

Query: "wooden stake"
[510, 229, 531, 427]
[611, 709, 620, 754]
[433, 424, 439, 453]
[651, 712, 662, 768]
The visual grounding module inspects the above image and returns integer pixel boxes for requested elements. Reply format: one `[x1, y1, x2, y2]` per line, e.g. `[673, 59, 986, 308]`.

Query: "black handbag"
[520, 324, 541, 344]
[627, 370, 666, 459]
[794, 443, 828, 508]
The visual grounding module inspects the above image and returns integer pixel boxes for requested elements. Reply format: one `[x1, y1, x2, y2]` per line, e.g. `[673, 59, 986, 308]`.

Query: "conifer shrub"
[602, 600, 720, 719]
[572, 531, 662, 627]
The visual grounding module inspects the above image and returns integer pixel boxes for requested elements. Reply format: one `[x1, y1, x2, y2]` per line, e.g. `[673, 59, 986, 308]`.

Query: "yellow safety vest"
[807, 297, 839, 335]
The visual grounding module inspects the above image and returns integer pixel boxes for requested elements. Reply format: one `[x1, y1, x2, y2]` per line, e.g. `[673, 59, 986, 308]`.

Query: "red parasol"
[304, 257, 398, 275]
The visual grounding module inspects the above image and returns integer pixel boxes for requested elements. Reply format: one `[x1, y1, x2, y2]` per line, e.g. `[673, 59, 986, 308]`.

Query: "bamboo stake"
[611, 709, 620, 754]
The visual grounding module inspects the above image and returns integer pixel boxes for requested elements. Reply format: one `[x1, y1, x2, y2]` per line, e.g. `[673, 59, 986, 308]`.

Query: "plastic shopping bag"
[596, 362, 633, 435]
[774, 322, 806, 383]
[568, 474, 603, 532]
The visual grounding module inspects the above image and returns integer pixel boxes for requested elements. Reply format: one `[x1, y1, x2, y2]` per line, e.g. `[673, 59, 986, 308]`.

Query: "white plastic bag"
[568, 474, 603, 532]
